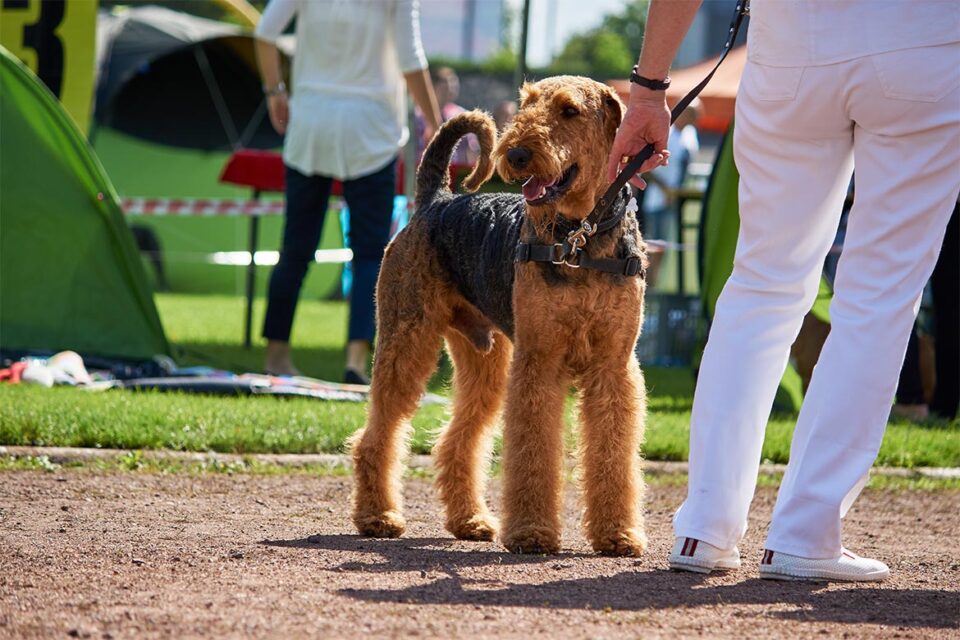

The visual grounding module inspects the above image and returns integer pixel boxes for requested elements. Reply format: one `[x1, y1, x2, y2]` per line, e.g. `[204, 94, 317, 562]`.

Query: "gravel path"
[1, 470, 957, 638]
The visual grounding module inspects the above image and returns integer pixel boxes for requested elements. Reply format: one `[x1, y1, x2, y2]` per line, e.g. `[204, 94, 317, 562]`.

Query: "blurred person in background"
[416, 66, 478, 167]
[255, 0, 441, 382]
[493, 99, 517, 132]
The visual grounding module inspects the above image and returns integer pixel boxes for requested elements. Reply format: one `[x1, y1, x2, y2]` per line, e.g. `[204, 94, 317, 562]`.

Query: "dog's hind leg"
[578, 355, 648, 556]
[434, 327, 512, 541]
[351, 305, 444, 539]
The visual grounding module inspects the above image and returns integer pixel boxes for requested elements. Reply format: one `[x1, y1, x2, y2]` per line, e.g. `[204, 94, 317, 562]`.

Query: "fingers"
[607, 143, 625, 182]
[269, 101, 289, 135]
[267, 93, 290, 135]
[607, 148, 669, 185]
[638, 149, 669, 174]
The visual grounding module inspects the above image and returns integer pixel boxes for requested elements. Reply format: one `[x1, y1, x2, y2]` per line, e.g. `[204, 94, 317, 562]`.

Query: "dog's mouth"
[521, 164, 578, 205]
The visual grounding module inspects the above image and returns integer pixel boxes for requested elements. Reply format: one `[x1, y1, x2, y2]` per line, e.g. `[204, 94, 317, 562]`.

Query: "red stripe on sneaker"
[762, 550, 773, 565]
[681, 538, 690, 556]
[688, 539, 699, 557]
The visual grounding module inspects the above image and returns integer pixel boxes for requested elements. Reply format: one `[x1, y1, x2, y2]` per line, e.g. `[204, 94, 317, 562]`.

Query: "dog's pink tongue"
[522, 176, 545, 201]
[522, 176, 549, 201]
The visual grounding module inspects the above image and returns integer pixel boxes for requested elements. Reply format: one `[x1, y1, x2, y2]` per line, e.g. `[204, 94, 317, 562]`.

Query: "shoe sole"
[669, 556, 741, 574]
[759, 567, 889, 582]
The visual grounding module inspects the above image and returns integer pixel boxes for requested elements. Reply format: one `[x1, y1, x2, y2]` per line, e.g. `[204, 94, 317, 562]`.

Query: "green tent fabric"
[0, 46, 169, 361]
[698, 122, 833, 411]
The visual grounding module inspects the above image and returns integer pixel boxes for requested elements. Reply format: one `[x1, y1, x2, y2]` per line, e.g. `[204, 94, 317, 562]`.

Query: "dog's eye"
[562, 106, 579, 118]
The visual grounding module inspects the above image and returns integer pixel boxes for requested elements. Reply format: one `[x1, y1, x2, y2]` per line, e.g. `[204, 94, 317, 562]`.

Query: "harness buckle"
[550, 243, 582, 268]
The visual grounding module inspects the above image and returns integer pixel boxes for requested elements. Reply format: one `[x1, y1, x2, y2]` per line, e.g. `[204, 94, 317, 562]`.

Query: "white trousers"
[674, 43, 960, 559]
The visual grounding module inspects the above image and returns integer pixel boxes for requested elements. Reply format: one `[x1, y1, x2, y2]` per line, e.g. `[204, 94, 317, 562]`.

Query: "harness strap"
[515, 241, 645, 278]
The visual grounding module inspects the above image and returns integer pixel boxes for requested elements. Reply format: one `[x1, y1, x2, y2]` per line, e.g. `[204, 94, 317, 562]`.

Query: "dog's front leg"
[578, 354, 647, 556]
[500, 344, 569, 554]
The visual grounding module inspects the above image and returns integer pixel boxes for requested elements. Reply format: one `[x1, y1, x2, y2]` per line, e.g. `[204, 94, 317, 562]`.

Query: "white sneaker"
[669, 537, 741, 574]
[759, 548, 890, 582]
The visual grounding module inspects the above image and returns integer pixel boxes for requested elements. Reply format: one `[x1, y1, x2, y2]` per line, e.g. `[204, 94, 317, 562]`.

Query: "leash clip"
[566, 220, 595, 252]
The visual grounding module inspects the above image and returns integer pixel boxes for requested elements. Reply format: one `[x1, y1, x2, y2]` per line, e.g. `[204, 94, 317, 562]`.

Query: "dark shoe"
[344, 368, 370, 385]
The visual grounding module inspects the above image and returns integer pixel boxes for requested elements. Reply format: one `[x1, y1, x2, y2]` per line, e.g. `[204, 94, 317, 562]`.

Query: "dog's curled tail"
[415, 109, 496, 209]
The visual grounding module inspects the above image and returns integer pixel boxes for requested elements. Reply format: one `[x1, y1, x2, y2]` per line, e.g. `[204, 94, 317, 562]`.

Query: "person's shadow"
[262, 534, 959, 630]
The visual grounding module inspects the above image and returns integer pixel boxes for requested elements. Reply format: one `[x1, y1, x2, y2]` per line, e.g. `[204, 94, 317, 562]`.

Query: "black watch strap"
[629, 66, 670, 91]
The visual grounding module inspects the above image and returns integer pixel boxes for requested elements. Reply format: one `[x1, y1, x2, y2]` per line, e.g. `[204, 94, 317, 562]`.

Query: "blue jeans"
[262, 160, 396, 344]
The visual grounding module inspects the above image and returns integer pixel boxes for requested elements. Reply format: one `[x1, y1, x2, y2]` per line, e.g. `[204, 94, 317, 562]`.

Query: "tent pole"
[194, 44, 242, 149]
[244, 190, 261, 350]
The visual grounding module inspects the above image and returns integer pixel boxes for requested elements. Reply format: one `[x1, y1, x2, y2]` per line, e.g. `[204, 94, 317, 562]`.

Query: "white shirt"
[748, 0, 960, 67]
[256, 0, 428, 179]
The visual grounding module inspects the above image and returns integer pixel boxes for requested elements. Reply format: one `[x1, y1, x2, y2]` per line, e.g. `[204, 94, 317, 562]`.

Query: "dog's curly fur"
[351, 76, 648, 556]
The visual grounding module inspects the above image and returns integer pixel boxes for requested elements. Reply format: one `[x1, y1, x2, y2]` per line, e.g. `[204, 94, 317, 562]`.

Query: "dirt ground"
[0, 470, 957, 639]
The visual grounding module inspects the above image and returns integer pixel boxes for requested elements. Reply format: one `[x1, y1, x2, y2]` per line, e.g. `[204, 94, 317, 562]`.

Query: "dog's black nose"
[506, 147, 532, 170]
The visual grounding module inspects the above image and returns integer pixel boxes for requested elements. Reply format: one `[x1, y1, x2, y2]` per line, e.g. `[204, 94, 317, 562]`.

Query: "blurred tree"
[548, 29, 632, 79]
[482, 47, 519, 75]
[600, 0, 649, 59]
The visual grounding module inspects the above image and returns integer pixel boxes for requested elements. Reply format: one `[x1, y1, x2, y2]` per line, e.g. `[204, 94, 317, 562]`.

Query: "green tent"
[698, 123, 833, 411]
[0, 45, 170, 361]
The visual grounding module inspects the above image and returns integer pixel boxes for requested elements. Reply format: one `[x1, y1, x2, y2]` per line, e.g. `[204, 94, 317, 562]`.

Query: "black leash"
[516, 0, 750, 277]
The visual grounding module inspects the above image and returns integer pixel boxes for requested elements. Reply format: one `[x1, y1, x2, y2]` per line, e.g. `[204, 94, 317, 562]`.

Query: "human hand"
[607, 90, 671, 188]
[267, 93, 289, 135]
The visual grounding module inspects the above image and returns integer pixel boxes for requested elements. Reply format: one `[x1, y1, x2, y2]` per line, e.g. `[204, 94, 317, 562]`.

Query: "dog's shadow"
[262, 533, 595, 573]
[261, 535, 958, 629]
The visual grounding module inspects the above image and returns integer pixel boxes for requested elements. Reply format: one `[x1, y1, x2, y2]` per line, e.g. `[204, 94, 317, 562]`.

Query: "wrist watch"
[263, 81, 287, 97]
[629, 66, 670, 91]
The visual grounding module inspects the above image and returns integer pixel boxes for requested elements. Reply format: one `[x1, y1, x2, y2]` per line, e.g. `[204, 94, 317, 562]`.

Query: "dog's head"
[494, 76, 624, 221]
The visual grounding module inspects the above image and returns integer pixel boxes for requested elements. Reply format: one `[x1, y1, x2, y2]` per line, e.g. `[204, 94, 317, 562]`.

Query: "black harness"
[515, 0, 750, 279]
[516, 187, 644, 276]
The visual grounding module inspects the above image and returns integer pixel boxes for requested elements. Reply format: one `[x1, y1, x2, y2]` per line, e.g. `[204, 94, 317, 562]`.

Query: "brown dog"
[351, 76, 648, 556]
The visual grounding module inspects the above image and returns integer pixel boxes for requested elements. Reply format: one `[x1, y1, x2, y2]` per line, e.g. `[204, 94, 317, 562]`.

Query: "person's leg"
[341, 158, 397, 381]
[263, 166, 332, 374]
[892, 327, 928, 420]
[766, 45, 960, 560]
[673, 61, 855, 552]
[930, 203, 959, 420]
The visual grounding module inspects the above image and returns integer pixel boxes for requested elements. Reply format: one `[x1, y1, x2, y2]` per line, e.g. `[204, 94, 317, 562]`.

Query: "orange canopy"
[609, 46, 746, 133]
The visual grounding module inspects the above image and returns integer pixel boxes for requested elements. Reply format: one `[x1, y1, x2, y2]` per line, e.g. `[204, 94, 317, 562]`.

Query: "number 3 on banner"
[0, 0, 97, 134]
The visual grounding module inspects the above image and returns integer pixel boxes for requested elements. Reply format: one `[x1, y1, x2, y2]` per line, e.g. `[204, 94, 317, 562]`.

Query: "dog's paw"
[354, 510, 406, 538]
[501, 525, 561, 555]
[447, 514, 499, 542]
[591, 528, 648, 557]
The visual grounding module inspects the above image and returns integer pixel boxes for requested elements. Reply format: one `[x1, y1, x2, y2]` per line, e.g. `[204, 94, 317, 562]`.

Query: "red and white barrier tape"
[121, 197, 287, 216]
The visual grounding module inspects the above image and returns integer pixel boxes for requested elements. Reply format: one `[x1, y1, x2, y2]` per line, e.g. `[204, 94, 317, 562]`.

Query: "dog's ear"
[602, 87, 624, 136]
[519, 82, 540, 108]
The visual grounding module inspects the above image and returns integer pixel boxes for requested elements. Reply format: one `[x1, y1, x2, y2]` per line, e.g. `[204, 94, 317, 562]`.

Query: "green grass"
[3, 455, 957, 492]
[1, 294, 957, 467]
